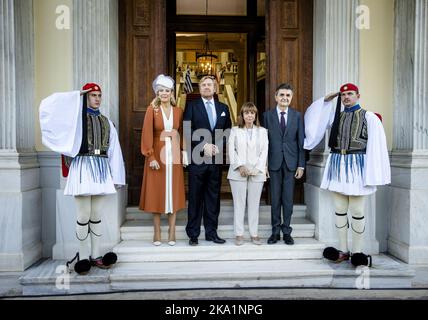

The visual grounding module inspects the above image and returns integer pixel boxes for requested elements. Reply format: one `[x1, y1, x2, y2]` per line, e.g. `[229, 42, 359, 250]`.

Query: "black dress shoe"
[267, 234, 281, 244]
[284, 234, 295, 245]
[205, 234, 226, 244]
[189, 238, 198, 246]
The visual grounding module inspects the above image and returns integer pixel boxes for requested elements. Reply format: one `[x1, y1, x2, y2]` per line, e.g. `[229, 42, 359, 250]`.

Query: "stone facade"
[388, 0, 428, 264]
[0, 0, 42, 271]
[0, 0, 427, 271]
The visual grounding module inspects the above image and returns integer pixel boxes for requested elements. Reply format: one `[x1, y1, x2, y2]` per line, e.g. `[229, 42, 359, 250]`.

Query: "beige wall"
[32, 0, 395, 151]
[360, 0, 394, 150]
[34, 0, 73, 151]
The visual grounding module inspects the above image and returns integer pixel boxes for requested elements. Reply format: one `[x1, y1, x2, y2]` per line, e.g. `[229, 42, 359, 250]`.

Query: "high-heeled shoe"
[153, 224, 161, 246]
[153, 235, 161, 246]
[168, 227, 176, 246]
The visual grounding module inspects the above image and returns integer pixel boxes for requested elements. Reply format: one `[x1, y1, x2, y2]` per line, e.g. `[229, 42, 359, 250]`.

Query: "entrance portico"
[0, 1, 427, 283]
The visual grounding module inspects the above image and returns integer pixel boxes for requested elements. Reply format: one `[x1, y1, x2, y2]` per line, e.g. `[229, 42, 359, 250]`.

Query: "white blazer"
[227, 126, 269, 182]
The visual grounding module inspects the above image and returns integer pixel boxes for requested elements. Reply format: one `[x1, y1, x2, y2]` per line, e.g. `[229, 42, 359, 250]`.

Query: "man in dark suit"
[184, 76, 232, 246]
[263, 83, 305, 245]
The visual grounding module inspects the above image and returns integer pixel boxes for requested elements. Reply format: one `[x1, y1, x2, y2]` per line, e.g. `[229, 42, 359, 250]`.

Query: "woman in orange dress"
[139, 74, 187, 246]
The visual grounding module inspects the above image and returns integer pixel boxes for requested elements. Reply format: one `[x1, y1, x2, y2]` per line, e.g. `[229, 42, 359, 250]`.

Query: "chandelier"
[196, 35, 218, 78]
[196, 0, 217, 78]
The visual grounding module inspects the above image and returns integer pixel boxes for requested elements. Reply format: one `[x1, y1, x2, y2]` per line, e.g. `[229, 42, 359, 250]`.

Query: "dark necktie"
[280, 111, 286, 133]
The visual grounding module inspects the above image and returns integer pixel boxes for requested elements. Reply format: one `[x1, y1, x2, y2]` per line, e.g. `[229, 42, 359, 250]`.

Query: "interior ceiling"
[176, 33, 246, 51]
[176, 0, 247, 16]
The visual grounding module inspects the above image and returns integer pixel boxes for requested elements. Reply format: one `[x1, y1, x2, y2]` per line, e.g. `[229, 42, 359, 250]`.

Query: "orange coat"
[139, 106, 186, 214]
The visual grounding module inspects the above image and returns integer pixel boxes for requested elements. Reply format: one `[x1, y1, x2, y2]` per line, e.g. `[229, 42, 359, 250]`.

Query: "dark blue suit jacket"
[263, 107, 305, 171]
[183, 98, 232, 165]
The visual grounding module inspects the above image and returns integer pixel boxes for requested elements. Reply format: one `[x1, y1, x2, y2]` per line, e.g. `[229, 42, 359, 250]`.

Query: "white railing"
[224, 84, 238, 125]
[257, 58, 266, 80]
[176, 83, 187, 110]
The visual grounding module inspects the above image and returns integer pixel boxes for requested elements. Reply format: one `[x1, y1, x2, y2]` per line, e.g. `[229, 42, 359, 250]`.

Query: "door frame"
[165, 0, 265, 104]
[118, 0, 313, 205]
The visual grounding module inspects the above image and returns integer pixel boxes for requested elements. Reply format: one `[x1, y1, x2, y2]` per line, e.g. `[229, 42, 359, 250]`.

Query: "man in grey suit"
[263, 83, 305, 245]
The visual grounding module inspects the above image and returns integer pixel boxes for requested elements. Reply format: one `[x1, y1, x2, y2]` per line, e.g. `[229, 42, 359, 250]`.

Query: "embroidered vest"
[334, 108, 368, 152]
[78, 113, 111, 156]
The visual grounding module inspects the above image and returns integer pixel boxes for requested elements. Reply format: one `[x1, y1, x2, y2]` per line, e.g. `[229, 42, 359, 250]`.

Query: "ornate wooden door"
[266, 0, 313, 204]
[119, 0, 167, 205]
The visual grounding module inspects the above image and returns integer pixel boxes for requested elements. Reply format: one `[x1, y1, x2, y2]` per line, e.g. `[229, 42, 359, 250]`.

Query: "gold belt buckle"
[341, 149, 347, 155]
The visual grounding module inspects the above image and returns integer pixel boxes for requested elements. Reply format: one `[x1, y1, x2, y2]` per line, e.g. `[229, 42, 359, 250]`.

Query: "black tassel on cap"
[79, 93, 89, 154]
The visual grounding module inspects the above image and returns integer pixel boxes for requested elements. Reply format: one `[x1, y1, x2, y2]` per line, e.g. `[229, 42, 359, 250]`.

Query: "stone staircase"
[116, 203, 322, 262]
[18, 201, 416, 296]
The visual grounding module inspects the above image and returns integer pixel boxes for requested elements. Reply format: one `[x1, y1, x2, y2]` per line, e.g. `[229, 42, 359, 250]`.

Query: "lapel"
[270, 108, 283, 137]
[214, 101, 222, 129]
[154, 106, 165, 131]
[172, 107, 179, 129]
[284, 108, 292, 136]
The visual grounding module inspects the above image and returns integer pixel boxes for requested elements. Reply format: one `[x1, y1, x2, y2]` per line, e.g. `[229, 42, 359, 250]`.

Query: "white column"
[310, 0, 360, 163]
[73, 0, 119, 126]
[52, 0, 126, 260]
[0, 0, 42, 271]
[388, 0, 428, 264]
[0, 0, 17, 152]
[305, 0, 379, 254]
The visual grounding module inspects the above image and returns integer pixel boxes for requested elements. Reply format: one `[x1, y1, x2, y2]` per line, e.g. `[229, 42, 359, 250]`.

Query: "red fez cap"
[82, 83, 102, 93]
[340, 83, 359, 93]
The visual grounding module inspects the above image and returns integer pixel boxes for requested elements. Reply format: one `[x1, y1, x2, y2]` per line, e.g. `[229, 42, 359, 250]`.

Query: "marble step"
[20, 260, 112, 296]
[111, 255, 415, 291]
[19, 255, 415, 296]
[120, 217, 315, 240]
[126, 203, 307, 220]
[113, 238, 325, 262]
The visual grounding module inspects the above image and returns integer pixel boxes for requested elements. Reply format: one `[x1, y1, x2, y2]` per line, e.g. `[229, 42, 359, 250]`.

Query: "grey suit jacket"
[263, 107, 305, 171]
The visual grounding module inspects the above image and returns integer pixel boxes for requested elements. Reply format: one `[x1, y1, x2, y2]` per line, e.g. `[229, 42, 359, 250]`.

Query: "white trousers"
[74, 195, 104, 260]
[229, 180, 264, 237]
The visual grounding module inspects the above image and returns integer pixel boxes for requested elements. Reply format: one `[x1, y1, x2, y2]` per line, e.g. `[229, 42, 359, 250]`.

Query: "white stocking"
[74, 196, 91, 260]
[333, 192, 349, 253]
[90, 195, 105, 259]
[349, 195, 365, 254]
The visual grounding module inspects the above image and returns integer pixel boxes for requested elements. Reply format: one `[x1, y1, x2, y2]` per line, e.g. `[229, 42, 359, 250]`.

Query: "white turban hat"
[152, 74, 175, 94]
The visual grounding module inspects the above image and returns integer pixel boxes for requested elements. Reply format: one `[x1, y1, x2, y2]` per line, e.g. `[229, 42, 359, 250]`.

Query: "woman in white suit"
[228, 102, 269, 246]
